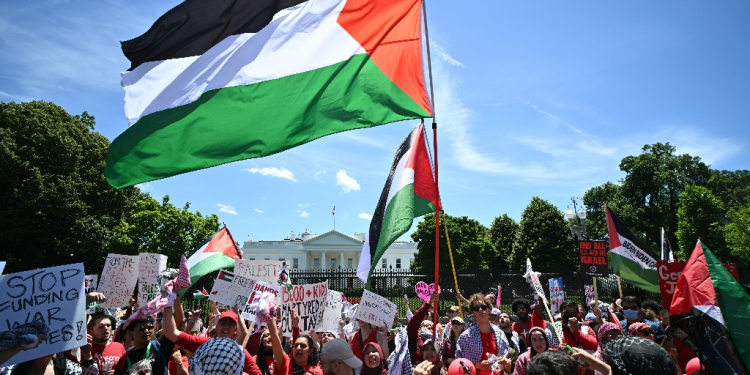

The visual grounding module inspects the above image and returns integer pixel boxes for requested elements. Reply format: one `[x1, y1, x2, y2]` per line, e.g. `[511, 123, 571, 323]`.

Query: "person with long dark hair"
[268, 318, 322, 375]
[441, 317, 464, 367]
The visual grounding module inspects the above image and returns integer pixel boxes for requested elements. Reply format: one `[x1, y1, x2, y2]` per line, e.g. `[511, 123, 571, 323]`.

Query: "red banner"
[657, 260, 739, 308]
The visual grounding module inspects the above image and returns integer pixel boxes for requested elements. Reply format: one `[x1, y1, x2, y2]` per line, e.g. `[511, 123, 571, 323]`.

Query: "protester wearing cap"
[627, 322, 653, 341]
[441, 317, 464, 367]
[442, 306, 461, 341]
[489, 309, 501, 328]
[455, 293, 511, 375]
[267, 317, 323, 375]
[320, 339, 362, 375]
[163, 303, 263, 375]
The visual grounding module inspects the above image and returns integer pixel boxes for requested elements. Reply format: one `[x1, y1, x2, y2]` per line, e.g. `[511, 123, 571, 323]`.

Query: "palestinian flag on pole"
[357, 121, 438, 287]
[604, 205, 660, 293]
[105, 0, 432, 188]
[670, 241, 750, 374]
[186, 227, 242, 287]
[193, 288, 209, 300]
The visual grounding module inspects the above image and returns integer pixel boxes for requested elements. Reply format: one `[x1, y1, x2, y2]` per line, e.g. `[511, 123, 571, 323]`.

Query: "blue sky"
[1, 0, 748, 243]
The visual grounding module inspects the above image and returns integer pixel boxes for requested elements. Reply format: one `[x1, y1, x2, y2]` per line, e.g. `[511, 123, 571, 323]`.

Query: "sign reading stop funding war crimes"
[84, 275, 99, 314]
[98, 254, 139, 308]
[548, 277, 564, 314]
[321, 290, 343, 333]
[579, 241, 609, 277]
[354, 290, 397, 329]
[280, 281, 328, 337]
[235, 260, 284, 285]
[209, 269, 256, 308]
[138, 253, 168, 305]
[240, 280, 281, 322]
[0, 263, 87, 366]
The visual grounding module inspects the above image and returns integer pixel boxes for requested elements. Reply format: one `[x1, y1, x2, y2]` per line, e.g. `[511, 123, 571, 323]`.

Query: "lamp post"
[566, 197, 586, 240]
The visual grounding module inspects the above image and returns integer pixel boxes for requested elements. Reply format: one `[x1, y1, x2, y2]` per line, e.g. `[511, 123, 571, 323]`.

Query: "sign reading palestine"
[579, 240, 609, 277]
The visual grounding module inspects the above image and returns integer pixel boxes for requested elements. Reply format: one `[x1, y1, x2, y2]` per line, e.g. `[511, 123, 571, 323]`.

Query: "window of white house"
[279, 258, 285, 261]
[347, 259, 353, 269]
[250, 258, 256, 260]
[314, 258, 320, 270]
[293, 258, 299, 269]
[381, 258, 387, 269]
[264, 258, 270, 261]
[396, 258, 402, 269]
[331, 259, 337, 269]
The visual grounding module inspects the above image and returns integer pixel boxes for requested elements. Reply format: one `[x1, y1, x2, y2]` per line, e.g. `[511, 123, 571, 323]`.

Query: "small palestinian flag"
[356, 121, 438, 287]
[670, 241, 750, 374]
[604, 205, 660, 293]
[217, 270, 234, 283]
[105, 0, 432, 188]
[193, 288, 209, 300]
[186, 227, 242, 287]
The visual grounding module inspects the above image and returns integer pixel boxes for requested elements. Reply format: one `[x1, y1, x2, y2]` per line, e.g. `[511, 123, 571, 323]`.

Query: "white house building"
[241, 230, 418, 271]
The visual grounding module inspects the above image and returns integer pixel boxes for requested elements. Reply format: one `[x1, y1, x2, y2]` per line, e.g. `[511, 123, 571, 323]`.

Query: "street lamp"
[567, 198, 586, 240]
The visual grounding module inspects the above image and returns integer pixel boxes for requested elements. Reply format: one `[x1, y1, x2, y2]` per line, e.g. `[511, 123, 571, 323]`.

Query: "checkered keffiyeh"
[190, 337, 245, 375]
[602, 336, 677, 375]
[388, 327, 412, 375]
[455, 324, 510, 363]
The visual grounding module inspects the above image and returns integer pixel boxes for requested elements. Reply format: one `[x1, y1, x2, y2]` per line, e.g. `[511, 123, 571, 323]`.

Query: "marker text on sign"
[280, 281, 328, 337]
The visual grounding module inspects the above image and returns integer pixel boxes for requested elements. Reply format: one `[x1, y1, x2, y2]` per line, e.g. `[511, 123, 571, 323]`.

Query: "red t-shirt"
[175, 332, 262, 375]
[91, 341, 127, 375]
[168, 353, 189, 375]
[275, 353, 323, 375]
[478, 332, 497, 375]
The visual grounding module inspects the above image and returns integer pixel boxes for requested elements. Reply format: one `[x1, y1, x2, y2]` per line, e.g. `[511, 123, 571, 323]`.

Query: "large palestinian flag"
[104, 0, 432, 188]
[604, 205, 660, 293]
[670, 241, 750, 374]
[357, 122, 437, 286]
[186, 227, 243, 287]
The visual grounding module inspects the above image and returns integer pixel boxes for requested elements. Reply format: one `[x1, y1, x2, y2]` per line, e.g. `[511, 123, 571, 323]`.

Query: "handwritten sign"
[579, 241, 609, 277]
[354, 290, 396, 329]
[414, 281, 440, 302]
[321, 290, 343, 333]
[98, 254, 139, 308]
[280, 281, 328, 337]
[240, 280, 281, 322]
[548, 278, 564, 314]
[0, 263, 87, 365]
[235, 260, 284, 284]
[209, 269, 256, 308]
[84, 275, 99, 314]
[584, 285, 595, 307]
[137, 253, 167, 305]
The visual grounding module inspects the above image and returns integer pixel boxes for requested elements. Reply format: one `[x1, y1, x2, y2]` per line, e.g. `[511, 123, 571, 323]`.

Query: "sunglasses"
[471, 304, 490, 311]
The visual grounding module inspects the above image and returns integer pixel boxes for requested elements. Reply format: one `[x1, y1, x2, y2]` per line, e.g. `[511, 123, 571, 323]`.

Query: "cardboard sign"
[98, 254, 139, 308]
[280, 281, 328, 337]
[414, 281, 440, 302]
[209, 269, 256, 308]
[0, 263, 87, 365]
[235, 260, 284, 285]
[584, 285, 595, 307]
[137, 253, 168, 305]
[84, 275, 99, 314]
[321, 290, 343, 333]
[579, 241, 609, 277]
[354, 290, 396, 329]
[240, 280, 281, 322]
[548, 278, 564, 314]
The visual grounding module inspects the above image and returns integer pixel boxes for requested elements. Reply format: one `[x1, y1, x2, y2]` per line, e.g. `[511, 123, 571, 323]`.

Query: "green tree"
[0, 101, 141, 274]
[106, 195, 221, 268]
[510, 197, 577, 272]
[726, 201, 750, 264]
[675, 185, 727, 260]
[410, 213, 494, 275]
[707, 169, 750, 212]
[489, 214, 519, 272]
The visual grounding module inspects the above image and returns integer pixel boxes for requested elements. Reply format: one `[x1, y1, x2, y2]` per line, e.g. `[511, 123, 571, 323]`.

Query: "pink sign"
[496, 286, 502, 306]
[415, 281, 441, 302]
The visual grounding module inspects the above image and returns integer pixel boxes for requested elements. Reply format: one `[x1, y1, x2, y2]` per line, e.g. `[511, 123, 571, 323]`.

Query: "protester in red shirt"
[510, 298, 548, 347]
[558, 301, 598, 352]
[88, 314, 127, 375]
[267, 318, 323, 375]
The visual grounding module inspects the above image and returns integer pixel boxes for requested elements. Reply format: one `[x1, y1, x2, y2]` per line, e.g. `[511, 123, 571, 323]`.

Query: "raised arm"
[233, 305, 248, 345]
[163, 304, 182, 342]
[267, 318, 286, 370]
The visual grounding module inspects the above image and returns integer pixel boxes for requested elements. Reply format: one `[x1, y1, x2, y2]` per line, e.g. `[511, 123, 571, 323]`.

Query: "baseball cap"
[218, 311, 239, 324]
[320, 338, 362, 369]
[490, 308, 501, 316]
[451, 317, 465, 324]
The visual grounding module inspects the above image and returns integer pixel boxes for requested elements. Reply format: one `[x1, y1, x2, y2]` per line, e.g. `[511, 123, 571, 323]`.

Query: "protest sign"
[354, 290, 397, 329]
[548, 278, 564, 314]
[280, 281, 328, 337]
[0, 263, 87, 366]
[584, 285, 595, 307]
[525, 259, 547, 302]
[84, 275, 99, 314]
[656, 260, 739, 308]
[0, 261, 5, 274]
[209, 269, 256, 308]
[98, 254, 139, 308]
[414, 281, 440, 302]
[137, 253, 168, 305]
[496, 285, 502, 307]
[579, 241, 609, 277]
[321, 290, 343, 333]
[240, 280, 281, 322]
[235, 260, 284, 284]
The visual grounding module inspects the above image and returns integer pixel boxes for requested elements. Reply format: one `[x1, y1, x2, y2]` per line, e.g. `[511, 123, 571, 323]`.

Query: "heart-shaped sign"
[415, 281, 441, 302]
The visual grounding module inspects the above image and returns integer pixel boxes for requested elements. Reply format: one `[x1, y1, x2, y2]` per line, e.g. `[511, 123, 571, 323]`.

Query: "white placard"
[209, 269, 256, 308]
[84, 275, 99, 314]
[234, 260, 284, 284]
[98, 254, 139, 308]
[0, 261, 6, 274]
[137, 253, 168, 305]
[321, 290, 343, 333]
[526, 258, 547, 303]
[240, 281, 282, 322]
[280, 281, 328, 337]
[0, 263, 87, 366]
[584, 285, 595, 306]
[548, 277, 564, 315]
[354, 290, 396, 329]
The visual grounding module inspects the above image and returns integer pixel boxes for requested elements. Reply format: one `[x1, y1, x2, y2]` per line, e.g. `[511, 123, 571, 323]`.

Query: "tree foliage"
[410, 213, 494, 275]
[489, 214, 519, 272]
[510, 197, 577, 272]
[726, 199, 750, 262]
[675, 186, 727, 260]
[106, 195, 221, 268]
[582, 182, 623, 240]
[0, 101, 141, 274]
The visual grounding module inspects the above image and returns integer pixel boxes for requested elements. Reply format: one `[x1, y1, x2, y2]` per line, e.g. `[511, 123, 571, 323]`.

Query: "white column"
[340, 251, 345, 270]
[301, 251, 308, 270]
[322, 250, 327, 270]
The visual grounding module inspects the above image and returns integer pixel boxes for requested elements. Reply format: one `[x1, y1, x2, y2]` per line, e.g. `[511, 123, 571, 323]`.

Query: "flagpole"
[422, 0, 440, 337]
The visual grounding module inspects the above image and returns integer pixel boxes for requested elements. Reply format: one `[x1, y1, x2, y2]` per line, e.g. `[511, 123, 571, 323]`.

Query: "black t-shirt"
[503, 330, 527, 354]
[115, 336, 175, 375]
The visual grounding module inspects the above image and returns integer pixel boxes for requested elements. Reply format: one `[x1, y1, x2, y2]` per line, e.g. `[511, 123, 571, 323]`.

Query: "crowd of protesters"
[0, 284, 697, 375]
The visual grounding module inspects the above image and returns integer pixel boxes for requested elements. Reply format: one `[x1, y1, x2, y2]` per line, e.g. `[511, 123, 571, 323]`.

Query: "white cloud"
[336, 170, 360, 193]
[217, 203, 238, 215]
[657, 128, 743, 166]
[135, 182, 153, 191]
[243, 167, 297, 182]
[254, 208, 264, 213]
[299, 211, 309, 218]
[314, 170, 326, 181]
[298, 203, 310, 208]
[359, 213, 373, 220]
[431, 42, 465, 67]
